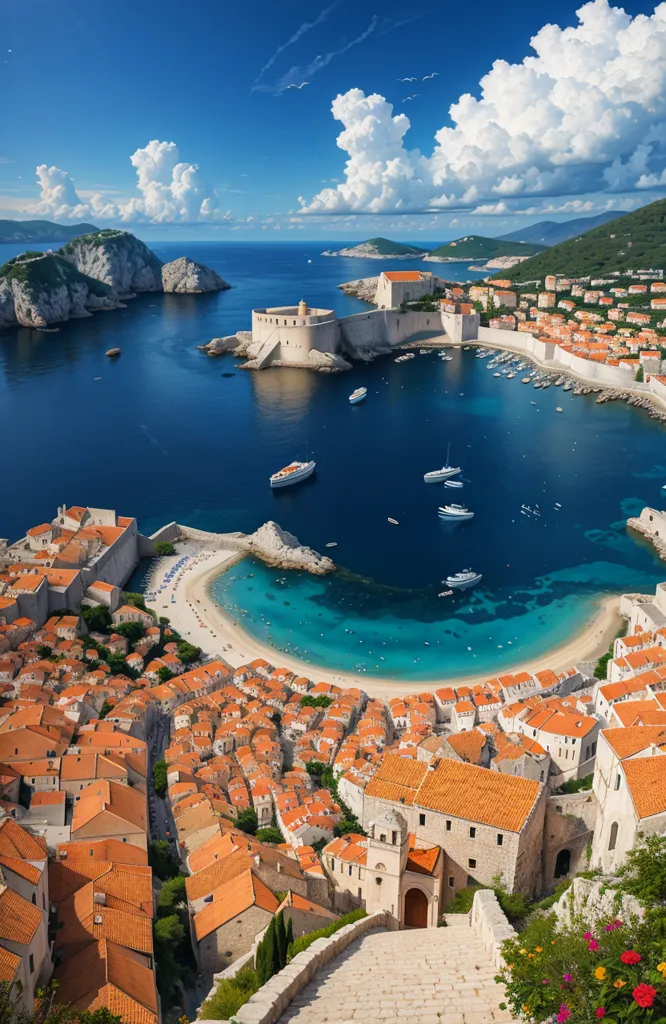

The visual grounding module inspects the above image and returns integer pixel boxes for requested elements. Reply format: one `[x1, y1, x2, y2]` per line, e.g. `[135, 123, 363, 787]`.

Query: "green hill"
[497, 212, 623, 247]
[426, 235, 546, 260]
[0, 250, 117, 298]
[0, 219, 100, 244]
[363, 237, 426, 256]
[505, 199, 666, 283]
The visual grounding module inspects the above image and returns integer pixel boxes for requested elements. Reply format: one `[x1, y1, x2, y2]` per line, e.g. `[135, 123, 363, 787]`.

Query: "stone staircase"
[277, 916, 514, 1024]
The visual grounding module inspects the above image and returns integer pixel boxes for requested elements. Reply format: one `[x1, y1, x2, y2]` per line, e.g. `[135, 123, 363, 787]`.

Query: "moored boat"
[105, 348, 121, 357]
[349, 387, 367, 404]
[269, 461, 316, 488]
[438, 503, 474, 520]
[444, 569, 482, 588]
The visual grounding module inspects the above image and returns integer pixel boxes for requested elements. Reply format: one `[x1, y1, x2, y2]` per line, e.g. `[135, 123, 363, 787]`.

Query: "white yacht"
[444, 569, 482, 588]
[438, 504, 474, 520]
[444, 479, 463, 488]
[269, 461, 316, 488]
[349, 387, 367, 405]
[424, 444, 461, 483]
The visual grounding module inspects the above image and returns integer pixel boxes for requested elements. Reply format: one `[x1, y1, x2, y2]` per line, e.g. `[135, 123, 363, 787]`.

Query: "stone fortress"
[203, 271, 481, 370]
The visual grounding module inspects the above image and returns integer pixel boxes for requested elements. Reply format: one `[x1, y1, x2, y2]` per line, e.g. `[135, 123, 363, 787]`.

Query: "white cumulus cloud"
[32, 140, 218, 224]
[301, 0, 666, 214]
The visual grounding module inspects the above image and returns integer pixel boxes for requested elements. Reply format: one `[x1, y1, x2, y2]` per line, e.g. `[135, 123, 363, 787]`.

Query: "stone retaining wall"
[194, 911, 394, 1024]
[470, 889, 516, 970]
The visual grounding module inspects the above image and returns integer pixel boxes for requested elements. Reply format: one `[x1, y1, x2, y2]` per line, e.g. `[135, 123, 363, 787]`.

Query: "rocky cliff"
[338, 277, 379, 303]
[0, 251, 123, 328]
[162, 256, 230, 293]
[60, 229, 164, 296]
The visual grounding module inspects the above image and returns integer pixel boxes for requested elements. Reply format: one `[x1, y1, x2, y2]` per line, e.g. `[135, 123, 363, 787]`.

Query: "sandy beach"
[145, 543, 624, 699]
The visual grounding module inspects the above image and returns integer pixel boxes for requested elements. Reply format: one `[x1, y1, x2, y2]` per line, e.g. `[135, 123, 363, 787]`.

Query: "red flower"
[633, 984, 656, 1008]
[595, 1009, 606, 1019]
[589, 940, 599, 952]
[620, 951, 642, 966]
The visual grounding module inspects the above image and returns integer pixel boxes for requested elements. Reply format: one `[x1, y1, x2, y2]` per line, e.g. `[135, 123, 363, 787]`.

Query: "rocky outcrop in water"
[201, 334, 241, 356]
[162, 257, 230, 293]
[338, 277, 378, 303]
[240, 521, 334, 574]
[0, 252, 123, 328]
[60, 229, 164, 296]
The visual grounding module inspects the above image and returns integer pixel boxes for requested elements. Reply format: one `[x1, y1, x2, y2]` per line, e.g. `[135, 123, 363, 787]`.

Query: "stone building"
[359, 755, 546, 905]
[251, 301, 340, 366]
[193, 868, 279, 977]
[374, 270, 435, 309]
[590, 726, 666, 873]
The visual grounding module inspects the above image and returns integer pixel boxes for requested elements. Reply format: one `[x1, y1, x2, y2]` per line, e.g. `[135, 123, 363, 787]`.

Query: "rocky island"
[0, 228, 231, 329]
[0, 251, 124, 328]
[322, 237, 428, 259]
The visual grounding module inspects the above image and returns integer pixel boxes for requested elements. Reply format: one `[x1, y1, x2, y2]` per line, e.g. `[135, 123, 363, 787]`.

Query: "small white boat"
[554, 502, 562, 509]
[438, 590, 453, 597]
[493, 372, 502, 378]
[444, 569, 482, 588]
[438, 504, 474, 521]
[507, 373, 516, 379]
[325, 542, 338, 548]
[444, 479, 464, 488]
[269, 461, 316, 488]
[349, 387, 367, 405]
[556, 406, 563, 413]
[388, 517, 399, 525]
[425, 444, 461, 483]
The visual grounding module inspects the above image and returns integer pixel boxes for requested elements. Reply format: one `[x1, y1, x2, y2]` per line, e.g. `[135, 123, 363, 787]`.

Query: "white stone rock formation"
[240, 521, 334, 574]
[162, 257, 230, 293]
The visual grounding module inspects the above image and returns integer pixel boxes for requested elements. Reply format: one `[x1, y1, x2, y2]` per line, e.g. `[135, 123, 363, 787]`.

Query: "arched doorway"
[404, 887, 429, 928]
[554, 848, 571, 878]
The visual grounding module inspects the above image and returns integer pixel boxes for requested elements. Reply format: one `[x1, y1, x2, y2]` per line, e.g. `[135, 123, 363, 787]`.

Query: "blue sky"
[2, 0, 666, 240]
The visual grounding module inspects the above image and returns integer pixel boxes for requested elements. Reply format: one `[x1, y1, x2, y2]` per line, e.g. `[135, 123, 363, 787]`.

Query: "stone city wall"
[194, 910, 396, 1024]
[470, 888, 516, 970]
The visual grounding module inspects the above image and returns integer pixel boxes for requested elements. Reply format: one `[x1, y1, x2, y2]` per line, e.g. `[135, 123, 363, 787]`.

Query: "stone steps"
[278, 926, 515, 1024]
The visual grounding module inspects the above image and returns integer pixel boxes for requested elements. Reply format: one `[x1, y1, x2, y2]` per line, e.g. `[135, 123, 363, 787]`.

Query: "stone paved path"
[278, 920, 515, 1024]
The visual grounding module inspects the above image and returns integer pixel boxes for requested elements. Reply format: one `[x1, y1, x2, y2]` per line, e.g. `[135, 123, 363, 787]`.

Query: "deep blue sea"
[1, 240, 664, 680]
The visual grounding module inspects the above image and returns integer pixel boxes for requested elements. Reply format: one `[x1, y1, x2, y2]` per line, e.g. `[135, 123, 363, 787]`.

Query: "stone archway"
[554, 848, 571, 878]
[404, 887, 429, 928]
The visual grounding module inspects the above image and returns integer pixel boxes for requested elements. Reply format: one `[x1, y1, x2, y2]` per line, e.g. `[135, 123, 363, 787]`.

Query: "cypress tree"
[256, 928, 271, 985]
[268, 915, 281, 976]
[276, 911, 287, 970]
[285, 915, 294, 956]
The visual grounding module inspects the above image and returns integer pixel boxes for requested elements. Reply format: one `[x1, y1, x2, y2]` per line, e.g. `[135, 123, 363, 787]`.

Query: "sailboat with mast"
[424, 443, 461, 483]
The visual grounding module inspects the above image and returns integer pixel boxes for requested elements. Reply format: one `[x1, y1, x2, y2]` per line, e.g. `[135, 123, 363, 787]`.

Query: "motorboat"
[507, 372, 516, 379]
[493, 372, 502, 378]
[522, 377, 532, 383]
[388, 517, 399, 525]
[438, 589, 453, 597]
[424, 444, 461, 483]
[269, 461, 316, 488]
[556, 406, 563, 413]
[438, 504, 474, 520]
[349, 387, 367, 404]
[444, 569, 482, 588]
[563, 381, 574, 391]
[444, 479, 464, 488]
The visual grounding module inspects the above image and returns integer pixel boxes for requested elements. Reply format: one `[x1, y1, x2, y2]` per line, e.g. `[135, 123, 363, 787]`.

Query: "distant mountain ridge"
[0, 219, 100, 244]
[498, 212, 625, 247]
[505, 199, 666, 282]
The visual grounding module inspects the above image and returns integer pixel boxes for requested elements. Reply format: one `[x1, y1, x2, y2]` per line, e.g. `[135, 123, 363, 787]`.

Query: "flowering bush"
[497, 911, 666, 1024]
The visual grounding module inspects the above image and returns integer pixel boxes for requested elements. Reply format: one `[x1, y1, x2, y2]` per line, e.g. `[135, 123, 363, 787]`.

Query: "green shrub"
[154, 541, 176, 556]
[497, 910, 666, 1024]
[287, 908, 367, 961]
[616, 833, 666, 906]
[153, 759, 168, 797]
[553, 775, 593, 795]
[199, 965, 260, 1019]
[256, 827, 283, 845]
[446, 885, 489, 914]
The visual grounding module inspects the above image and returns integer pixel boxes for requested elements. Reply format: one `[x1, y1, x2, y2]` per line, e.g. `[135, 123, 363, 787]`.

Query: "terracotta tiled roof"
[0, 818, 47, 860]
[186, 848, 254, 901]
[623, 756, 666, 819]
[365, 756, 428, 805]
[602, 726, 666, 760]
[0, 887, 43, 945]
[406, 846, 440, 876]
[416, 757, 541, 832]
[0, 853, 41, 884]
[383, 271, 423, 282]
[193, 869, 278, 940]
[53, 939, 157, 1024]
[446, 730, 486, 764]
[0, 945, 21, 982]
[277, 891, 337, 918]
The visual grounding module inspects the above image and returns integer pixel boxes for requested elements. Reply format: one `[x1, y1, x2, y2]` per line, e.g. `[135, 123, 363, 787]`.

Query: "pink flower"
[563, 975, 572, 983]
[557, 1004, 571, 1024]
[542, 980, 550, 986]
[620, 951, 641, 966]
[589, 940, 599, 952]
[595, 1010, 606, 1019]
[584, 932, 593, 941]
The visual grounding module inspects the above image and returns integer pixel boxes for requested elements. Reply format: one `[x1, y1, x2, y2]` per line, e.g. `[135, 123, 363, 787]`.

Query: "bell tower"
[298, 298, 307, 316]
[364, 808, 408, 919]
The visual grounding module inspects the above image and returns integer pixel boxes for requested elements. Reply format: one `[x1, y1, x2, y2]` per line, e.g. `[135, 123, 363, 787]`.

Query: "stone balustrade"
[470, 889, 516, 970]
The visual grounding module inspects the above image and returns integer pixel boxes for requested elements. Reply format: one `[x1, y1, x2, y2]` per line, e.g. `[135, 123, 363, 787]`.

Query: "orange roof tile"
[365, 756, 428, 806]
[602, 726, 666, 760]
[0, 946, 21, 983]
[0, 887, 43, 944]
[623, 756, 666, 819]
[193, 869, 278, 939]
[415, 756, 541, 831]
